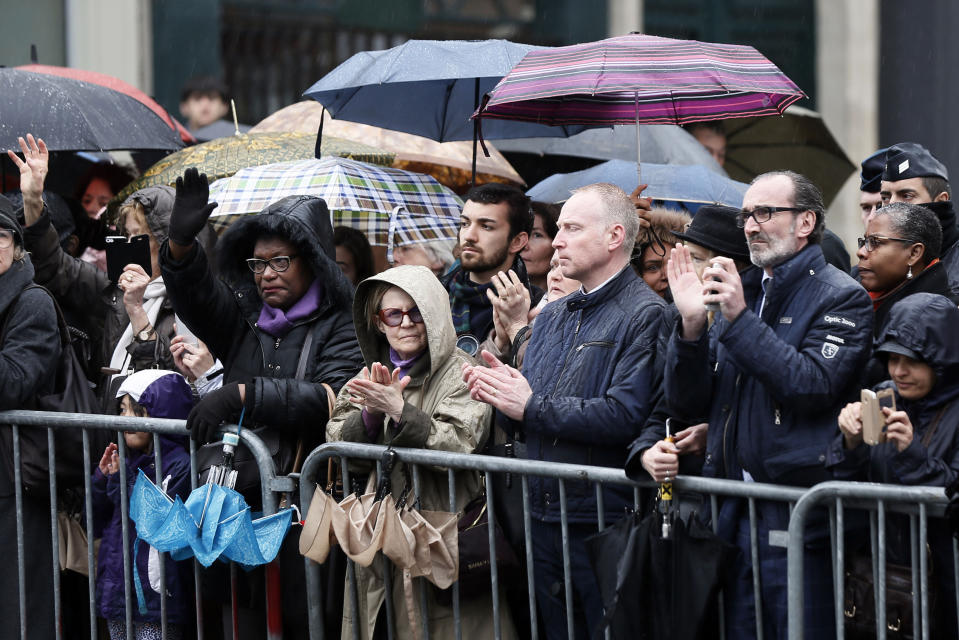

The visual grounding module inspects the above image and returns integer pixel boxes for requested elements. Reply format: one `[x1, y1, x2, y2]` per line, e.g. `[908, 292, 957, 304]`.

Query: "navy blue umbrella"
[0, 68, 185, 152]
[304, 39, 587, 143]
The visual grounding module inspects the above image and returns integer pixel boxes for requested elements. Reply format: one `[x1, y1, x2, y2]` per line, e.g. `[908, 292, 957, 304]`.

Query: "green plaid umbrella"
[207, 156, 463, 249]
[108, 131, 393, 218]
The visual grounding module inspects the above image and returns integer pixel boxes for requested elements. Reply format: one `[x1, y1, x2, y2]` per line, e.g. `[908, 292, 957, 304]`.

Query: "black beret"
[860, 148, 887, 193]
[882, 142, 948, 182]
[674, 204, 750, 263]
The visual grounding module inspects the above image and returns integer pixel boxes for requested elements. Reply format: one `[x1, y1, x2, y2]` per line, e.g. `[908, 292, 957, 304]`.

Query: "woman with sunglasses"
[856, 201, 955, 385]
[327, 265, 515, 639]
[161, 169, 363, 639]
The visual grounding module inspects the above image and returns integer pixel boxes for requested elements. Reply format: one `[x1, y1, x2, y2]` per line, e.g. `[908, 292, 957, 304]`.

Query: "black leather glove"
[186, 382, 245, 443]
[169, 167, 218, 246]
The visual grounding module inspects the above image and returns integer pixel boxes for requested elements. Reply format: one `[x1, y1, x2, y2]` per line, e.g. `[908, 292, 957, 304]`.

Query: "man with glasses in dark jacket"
[665, 171, 873, 640]
[464, 182, 666, 640]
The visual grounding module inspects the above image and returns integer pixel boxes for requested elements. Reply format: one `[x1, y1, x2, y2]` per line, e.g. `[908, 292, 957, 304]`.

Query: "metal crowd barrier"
[298, 441, 809, 640]
[787, 481, 953, 640]
[0, 410, 287, 640]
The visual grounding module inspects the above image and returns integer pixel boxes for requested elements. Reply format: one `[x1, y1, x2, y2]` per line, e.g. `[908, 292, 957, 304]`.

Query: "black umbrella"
[587, 510, 736, 640]
[0, 68, 185, 153]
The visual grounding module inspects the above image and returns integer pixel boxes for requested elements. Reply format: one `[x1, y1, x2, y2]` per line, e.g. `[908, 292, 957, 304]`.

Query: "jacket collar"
[565, 264, 636, 312]
[747, 244, 826, 309]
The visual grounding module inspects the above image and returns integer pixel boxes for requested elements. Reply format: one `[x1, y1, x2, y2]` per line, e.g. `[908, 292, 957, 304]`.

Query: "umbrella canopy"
[252, 100, 524, 193]
[303, 39, 587, 142]
[18, 64, 195, 145]
[131, 470, 292, 568]
[587, 511, 736, 640]
[722, 105, 855, 206]
[0, 68, 186, 153]
[207, 156, 463, 247]
[527, 159, 748, 207]
[108, 131, 393, 214]
[478, 34, 805, 127]
[494, 124, 725, 187]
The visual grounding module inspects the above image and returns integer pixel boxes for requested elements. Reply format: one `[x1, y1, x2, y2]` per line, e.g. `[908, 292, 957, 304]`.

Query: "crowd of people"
[1, 120, 958, 640]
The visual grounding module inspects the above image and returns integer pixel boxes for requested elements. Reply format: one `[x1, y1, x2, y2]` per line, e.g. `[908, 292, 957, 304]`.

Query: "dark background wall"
[879, 0, 959, 176]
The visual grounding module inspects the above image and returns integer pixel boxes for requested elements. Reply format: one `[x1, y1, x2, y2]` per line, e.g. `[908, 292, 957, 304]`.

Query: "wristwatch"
[134, 324, 155, 342]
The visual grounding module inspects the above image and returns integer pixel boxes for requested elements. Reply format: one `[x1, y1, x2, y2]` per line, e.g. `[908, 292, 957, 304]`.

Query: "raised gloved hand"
[186, 382, 248, 443]
[168, 167, 218, 246]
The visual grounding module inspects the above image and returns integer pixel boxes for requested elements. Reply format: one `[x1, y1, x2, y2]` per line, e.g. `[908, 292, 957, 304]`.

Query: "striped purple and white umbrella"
[476, 34, 805, 184]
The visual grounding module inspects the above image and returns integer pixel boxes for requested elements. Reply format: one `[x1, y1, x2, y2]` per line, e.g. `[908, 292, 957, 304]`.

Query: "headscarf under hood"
[120, 185, 176, 247]
[875, 292, 959, 408]
[352, 265, 456, 381]
[215, 195, 353, 310]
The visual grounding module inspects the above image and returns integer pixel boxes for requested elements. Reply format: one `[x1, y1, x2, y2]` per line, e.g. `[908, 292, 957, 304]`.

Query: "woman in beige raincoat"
[327, 264, 516, 639]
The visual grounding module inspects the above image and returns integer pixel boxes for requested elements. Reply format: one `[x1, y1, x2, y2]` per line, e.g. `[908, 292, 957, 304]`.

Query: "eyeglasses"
[0, 230, 13, 249]
[377, 307, 424, 327]
[856, 235, 915, 252]
[736, 206, 805, 228]
[246, 255, 297, 274]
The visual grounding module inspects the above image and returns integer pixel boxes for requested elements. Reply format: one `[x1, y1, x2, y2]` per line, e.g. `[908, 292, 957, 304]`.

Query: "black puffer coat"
[0, 206, 59, 640]
[160, 195, 363, 448]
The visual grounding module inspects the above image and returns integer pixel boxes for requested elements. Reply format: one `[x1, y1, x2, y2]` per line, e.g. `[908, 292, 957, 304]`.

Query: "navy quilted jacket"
[509, 265, 666, 524]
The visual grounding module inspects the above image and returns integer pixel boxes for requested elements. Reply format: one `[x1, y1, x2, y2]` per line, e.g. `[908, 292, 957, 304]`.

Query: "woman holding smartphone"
[9, 134, 201, 405]
[827, 292, 959, 637]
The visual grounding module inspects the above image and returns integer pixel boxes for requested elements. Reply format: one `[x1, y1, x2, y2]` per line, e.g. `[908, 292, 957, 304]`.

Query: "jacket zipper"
[721, 373, 741, 478]
[554, 312, 583, 387]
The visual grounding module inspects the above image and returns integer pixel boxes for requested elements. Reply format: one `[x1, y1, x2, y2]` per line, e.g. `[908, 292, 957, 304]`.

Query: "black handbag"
[0, 285, 99, 494]
[843, 552, 932, 639]
[435, 493, 521, 605]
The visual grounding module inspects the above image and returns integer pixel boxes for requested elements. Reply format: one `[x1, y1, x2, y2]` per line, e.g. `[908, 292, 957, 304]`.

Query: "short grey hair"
[874, 202, 943, 263]
[418, 239, 456, 273]
[751, 170, 825, 244]
[571, 183, 639, 254]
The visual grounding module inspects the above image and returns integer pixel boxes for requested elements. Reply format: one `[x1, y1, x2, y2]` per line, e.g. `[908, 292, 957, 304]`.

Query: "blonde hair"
[116, 201, 150, 239]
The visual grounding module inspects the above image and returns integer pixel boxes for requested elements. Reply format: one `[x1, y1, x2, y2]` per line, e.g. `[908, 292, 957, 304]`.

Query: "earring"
[907, 265, 913, 279]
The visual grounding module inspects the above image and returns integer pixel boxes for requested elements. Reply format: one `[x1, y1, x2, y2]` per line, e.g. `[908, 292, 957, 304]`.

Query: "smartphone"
[861, 388, 896, 445]
[704, 261, 723, 312]
[106, 235, 152, 284]
[174, 313, 199, 347]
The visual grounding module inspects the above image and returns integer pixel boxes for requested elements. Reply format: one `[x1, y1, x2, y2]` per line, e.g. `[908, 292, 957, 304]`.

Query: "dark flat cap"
[674, 204, 750, 262]
[860, 148, 887, 193]
[882, 142, 948, 182]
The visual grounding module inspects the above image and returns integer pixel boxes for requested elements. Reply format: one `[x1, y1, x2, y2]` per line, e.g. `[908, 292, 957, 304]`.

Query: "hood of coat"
[215, 195, 353, 310]
[0, 253, 35, 319]
[352, 265, 455, 378]
[921, 200, 958, 254]
[121, 185, 176, 247]
[876, 292, 959, 406]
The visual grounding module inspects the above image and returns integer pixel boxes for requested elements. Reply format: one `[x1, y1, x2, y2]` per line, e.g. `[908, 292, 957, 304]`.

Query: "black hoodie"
[160, 195, 363, 447]
[920, 200, 959, 296]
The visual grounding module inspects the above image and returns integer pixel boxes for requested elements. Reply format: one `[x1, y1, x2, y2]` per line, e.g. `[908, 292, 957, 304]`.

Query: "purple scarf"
[256, 279, 323, 338]
[389, 347, 426, 379]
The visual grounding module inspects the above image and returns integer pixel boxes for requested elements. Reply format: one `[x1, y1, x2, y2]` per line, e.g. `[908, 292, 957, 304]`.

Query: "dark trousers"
[531, 519, 605, 640]
[724, 508, 835, 640]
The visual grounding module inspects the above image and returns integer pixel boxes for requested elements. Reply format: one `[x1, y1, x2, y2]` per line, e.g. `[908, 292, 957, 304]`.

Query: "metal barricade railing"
[298, 441, 808, 640]
[0, 410, 287, 640]
[787, 481, 953, 640]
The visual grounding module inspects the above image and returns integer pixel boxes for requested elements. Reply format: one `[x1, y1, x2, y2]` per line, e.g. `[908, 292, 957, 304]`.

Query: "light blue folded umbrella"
[130, 469, 292, 568]
[526, 159, 748, 208]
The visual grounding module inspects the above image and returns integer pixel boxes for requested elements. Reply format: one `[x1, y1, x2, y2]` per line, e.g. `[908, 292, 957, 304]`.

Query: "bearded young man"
[441, 184, 541, 350]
